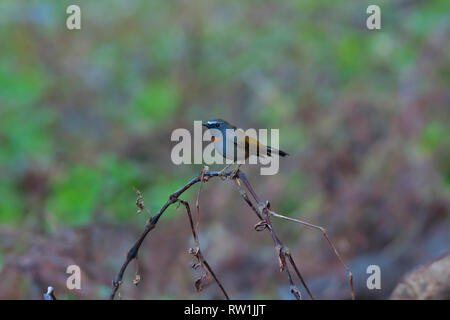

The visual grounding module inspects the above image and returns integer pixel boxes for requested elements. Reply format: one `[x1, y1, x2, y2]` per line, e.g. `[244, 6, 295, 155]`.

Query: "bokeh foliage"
[0, 0, 448, 299]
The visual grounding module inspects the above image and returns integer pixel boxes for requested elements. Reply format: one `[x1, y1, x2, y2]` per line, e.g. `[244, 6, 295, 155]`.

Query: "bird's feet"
[218, 164, 241, 180]
[230, 167, 241, 179]
[218, 167, 230, 180]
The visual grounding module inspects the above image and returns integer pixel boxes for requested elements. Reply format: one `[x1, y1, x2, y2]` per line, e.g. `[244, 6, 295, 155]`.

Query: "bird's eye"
[215, 123, 219, 128]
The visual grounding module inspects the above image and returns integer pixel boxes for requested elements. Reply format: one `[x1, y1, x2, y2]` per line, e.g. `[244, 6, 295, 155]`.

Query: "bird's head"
[202, 119, 235, 131]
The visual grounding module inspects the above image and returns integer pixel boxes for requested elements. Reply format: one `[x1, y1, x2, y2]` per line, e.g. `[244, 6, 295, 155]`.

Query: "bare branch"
[178, 199, 230, 299]
[110, 170, 233, 300]
[269, 210, 355, 300]
[234, 172, 313, 300]
[109, 169, 354, 300]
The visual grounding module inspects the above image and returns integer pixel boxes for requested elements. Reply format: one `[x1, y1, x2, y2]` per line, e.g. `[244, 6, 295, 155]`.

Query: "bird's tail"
[267, 146, 289, 157]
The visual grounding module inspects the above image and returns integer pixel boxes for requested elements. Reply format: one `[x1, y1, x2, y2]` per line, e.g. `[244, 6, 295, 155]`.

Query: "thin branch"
[178, 199, 230, 299]
[269, 210, 355, 300]
[237, 170, 353, 299]
[110, 169, 354, 300]
[195, 167, 207, 245]
[110, 170, 233, 300]
[234, 173, 313, 300]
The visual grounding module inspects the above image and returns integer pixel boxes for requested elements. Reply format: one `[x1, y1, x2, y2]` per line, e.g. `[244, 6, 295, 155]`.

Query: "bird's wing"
[233, 129, 289, 157]
[233, 129, 269, 157]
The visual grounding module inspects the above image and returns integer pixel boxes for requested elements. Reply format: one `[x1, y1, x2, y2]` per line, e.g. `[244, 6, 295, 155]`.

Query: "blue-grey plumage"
[202, 119, 289, 161]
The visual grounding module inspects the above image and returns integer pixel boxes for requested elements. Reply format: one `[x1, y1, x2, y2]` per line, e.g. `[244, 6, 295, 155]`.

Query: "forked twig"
[110, 169, 354, 300]
[234, 173, 313, 300]
[235, 171, 354, 300]
[110, 170, 233, 299]
[189, 167, 230, 297]
[268, 210, 355, 300]
[177, 199, 230, 299]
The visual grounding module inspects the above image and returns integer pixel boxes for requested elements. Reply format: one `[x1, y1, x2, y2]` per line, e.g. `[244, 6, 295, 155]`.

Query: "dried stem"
[110, 169, 354, 300]
[268, 210, 355, 300]
[110, 170, 233, 299]
[178, 199, 229, 299]
[234, 172, 313, 300]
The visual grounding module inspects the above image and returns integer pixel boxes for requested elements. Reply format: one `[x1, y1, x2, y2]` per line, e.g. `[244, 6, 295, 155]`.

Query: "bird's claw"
[218, 169, 228, 180]
[231, 169, 240, 179]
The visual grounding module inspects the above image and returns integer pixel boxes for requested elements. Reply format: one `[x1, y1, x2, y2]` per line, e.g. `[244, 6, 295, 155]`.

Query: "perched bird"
[202, 119, 288, 174]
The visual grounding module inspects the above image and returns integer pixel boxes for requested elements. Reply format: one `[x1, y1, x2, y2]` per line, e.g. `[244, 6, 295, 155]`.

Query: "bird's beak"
[202, 122, 208, 128]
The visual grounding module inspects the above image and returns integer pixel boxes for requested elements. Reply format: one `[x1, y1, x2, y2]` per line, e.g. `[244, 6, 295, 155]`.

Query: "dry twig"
[110, 169, 354, 300]
[178, 199, 229, 299]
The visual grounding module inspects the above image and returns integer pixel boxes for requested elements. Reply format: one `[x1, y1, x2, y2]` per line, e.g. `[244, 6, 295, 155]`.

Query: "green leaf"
[0, 64, 49, 109]
[420, 122, 449, 152]
[0, 249, 3, 273]
[98, 154, 142, 221]
[47, 165, 103, 226]
[0, 181, 24, 224]
[0, 106, 55, 165]
[145, 177, 189, 219]
[131, 80, 180, 121]
[336, 34, 365, 78]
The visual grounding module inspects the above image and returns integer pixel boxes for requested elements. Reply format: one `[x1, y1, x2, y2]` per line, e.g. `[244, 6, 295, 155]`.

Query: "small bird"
[202, 119, 288, 175]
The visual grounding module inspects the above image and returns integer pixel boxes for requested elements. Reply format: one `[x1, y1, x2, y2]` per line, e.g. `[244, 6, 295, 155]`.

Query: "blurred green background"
[0, 0, 449, 299]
